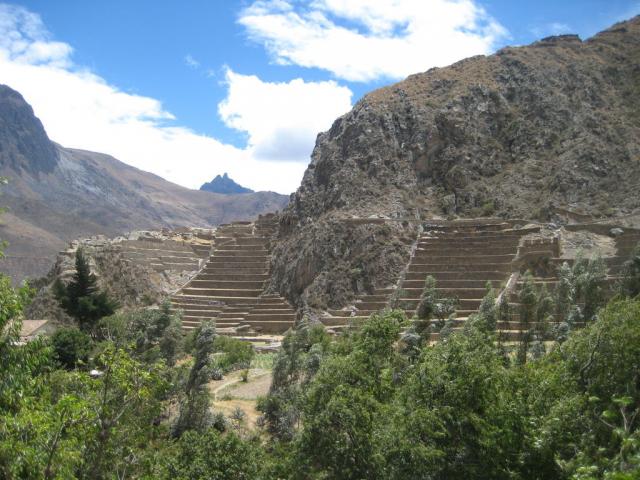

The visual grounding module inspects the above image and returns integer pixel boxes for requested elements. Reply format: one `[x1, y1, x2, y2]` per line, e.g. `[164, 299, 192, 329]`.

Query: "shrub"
[213, 336, 255, 372]
[50, 327, 92, 369]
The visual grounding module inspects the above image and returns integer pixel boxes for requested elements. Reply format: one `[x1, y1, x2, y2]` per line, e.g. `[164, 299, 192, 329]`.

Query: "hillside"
[0, 85, 288, 283]
[269, 17, 640, 310]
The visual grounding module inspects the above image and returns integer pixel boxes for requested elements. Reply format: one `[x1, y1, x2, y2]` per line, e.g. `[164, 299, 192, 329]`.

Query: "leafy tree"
[50, 327, 92, 369]
[156, 428, 263, 479]
[619, 243, 640, 299]
[517, 271, 538, 364]
[54, 249, 117, 333]
[172, 321, 216, 437]
[0, 344, 167, 479]
[0, 274, 51, 412]
[257, 319, 330, 440]
[212, 335, 255, 372]
[466, 281, 498, 334]
[294, 312, 402, 479]
[535, 299, 640, 478]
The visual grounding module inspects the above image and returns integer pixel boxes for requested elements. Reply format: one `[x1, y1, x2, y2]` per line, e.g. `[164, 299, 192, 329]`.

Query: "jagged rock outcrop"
[0, 85, 288, 283]
[270, 17, 640, 311]
[200, 173, 254, 194]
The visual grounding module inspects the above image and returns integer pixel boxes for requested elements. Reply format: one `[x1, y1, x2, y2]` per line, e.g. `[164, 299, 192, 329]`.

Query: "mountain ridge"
[0, 85, 288, 283]
[200, 172, 254, 194]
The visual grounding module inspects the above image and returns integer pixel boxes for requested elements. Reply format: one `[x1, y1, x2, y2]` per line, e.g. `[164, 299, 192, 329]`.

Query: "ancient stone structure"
[319, 218, 640, 341]
[171, 215, 297, 337]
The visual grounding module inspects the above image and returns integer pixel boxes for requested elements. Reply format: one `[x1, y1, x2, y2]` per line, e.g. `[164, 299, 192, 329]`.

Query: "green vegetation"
[54, 249, 118, 333]
[0, 238, 639, 478]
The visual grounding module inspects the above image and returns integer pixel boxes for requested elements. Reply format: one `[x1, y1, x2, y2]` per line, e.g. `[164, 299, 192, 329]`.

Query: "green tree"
[295, 312, 402, 479]
[156, 429, 263, 479]
[172, 321, 216, 437]
[619, 243, 640, 299]
[0, 274, 51, 412]
[54, 249, 117, 333]
[50, 327, 92, 370]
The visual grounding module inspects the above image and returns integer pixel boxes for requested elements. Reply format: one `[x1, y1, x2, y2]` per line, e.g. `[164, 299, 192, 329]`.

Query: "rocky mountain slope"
[269, 17, 640, 311]
[0, 85, 288, 283]
[200, 173, 254, 194]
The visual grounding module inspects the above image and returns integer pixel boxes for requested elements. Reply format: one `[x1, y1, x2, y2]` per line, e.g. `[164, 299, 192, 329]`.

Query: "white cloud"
[184, 54, 200, 68]
[0, 4, 351, 194]
[219, 69, 352, 161]
[239, 0, 508, 82]
[530, 22, 573, 38]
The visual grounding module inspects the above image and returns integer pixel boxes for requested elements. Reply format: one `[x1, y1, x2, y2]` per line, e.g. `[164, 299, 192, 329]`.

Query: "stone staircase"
[170, 216, 297, 337]
[404, 221, 538, 341]
[503, 226, 640, 341]
[120, 238, 210, 272]
[320, 219, 537, 334]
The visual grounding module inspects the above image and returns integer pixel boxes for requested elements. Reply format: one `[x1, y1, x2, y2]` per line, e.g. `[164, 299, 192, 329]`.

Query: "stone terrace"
[321, 219, 537, 333]
[171, 215, 297, 339]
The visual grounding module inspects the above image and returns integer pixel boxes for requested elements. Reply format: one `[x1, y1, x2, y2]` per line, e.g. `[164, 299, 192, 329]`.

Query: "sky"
[1, 1, 639, 194]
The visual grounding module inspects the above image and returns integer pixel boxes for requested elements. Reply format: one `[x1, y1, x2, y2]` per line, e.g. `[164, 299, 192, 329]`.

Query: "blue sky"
[1, 1, 639, 193]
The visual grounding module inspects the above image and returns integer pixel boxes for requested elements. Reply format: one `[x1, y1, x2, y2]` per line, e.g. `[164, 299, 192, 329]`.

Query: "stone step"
[405, 271, 510, 281]
[201, 268, 269, 275]
[354, 301, 390, 310]
[408, 263, 512, 273]
[415, 246, 518, 256]
[248, 312, 296, 321]
[356, 294, 389, 303]
[208, 255, 268, 263]
[401, 297, 482, 309]
[212, 251, 269, 259]
[195, 273, 269, 282]
[181, 287, 262, 297]
[402, 279, 502, 289]
[171, 296, 224, 306]
[418, 241, 520, 250]
[244, 320, 295, 334]
[321, 317, 352, 326]
[411, 254, 516, 265]
[213, 249, 269, 257]
[170, 306, 222, 314]
[399, 287, 488, 300]
[183, 314, 218, 322]
[419, 233, 523, 241]
[423, 222, 511, 231]
[204, 261, 267, 269]
[250, 306, 292, 313]
[189, 280, 266, 289]
[213, 244, 268, 251]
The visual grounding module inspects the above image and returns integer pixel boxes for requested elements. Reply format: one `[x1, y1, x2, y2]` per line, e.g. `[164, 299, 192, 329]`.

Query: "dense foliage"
[0, 243, 638, 478]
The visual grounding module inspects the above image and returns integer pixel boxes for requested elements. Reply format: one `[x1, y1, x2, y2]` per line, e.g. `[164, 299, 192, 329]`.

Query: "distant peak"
[200, 173, 254, 194]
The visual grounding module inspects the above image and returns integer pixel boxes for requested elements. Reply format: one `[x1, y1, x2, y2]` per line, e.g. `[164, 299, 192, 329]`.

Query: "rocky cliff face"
[0, 85, 288, 283]
[270, 17, 640, 311]
[0, 86, 58, 175]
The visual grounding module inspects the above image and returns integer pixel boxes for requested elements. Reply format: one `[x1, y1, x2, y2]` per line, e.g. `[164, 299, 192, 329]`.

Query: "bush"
[213, 336, 255, 372]
[50, 327, 92, 369]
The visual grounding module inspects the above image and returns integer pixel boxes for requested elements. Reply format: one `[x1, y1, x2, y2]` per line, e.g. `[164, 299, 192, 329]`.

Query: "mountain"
[200, 173, 254, 194]
[0, 85, 288, 283]
[269, 17, 640, 310]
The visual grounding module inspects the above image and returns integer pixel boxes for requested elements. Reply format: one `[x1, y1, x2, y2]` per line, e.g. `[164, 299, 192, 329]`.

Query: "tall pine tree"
[54, 248, 117, 332]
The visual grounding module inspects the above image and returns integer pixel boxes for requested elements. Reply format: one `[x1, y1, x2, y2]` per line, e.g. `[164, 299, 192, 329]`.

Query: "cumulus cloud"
[239, 0, 508, 82]
[0, 4, 350, 194]
[219, 69, 352, 161]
